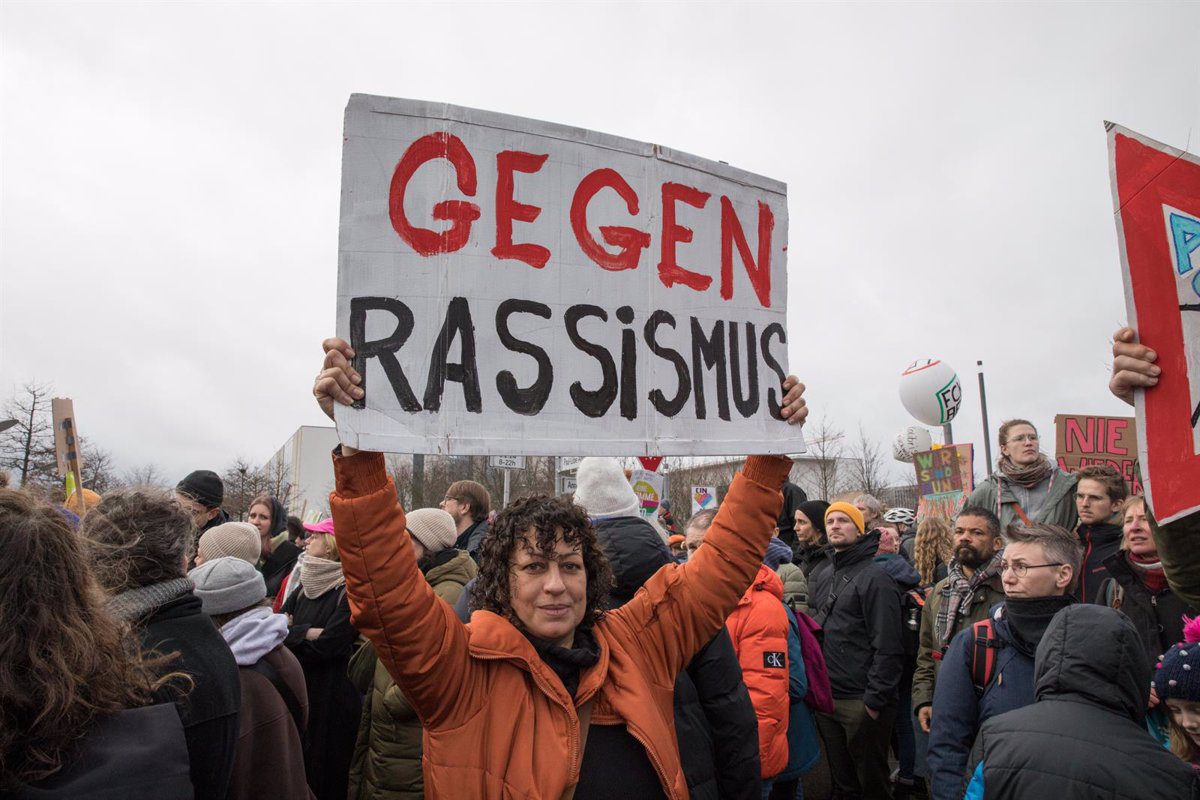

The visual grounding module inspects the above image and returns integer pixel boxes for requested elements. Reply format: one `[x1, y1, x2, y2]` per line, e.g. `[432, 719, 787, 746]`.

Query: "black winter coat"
[1076, 522, 1123, 605]
[811, 531, 904, 710]
[594, 515, 762, 800]
[1097, 551, 1198, 672]
[283, 583, 361, 800]
[454, 518, 490, 560]
[11, 703, 194, 800]
[263, 539, 303, 599]
[965, 604, 1198, 799]
[140, 593, 240, 800]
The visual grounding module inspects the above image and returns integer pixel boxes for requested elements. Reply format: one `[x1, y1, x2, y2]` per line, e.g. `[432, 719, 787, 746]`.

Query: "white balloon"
[899, 359, 963, 426]
[892, 426, 934, 462]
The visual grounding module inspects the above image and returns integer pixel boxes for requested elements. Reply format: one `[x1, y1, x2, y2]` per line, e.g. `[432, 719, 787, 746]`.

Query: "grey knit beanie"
[189, 557, 267, 615]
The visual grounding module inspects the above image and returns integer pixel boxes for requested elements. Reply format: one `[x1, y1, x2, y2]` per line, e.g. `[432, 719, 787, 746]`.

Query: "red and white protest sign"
[1108, 123, 1200, 523]
[335, 96, 800, 457]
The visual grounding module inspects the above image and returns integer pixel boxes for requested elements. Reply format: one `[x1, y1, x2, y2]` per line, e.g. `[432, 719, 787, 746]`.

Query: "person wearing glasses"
[926, 522, 1081, 800]
[967, 420, 1079, 532]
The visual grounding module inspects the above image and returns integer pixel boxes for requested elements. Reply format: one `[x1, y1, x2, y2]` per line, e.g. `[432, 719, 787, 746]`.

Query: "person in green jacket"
[967, 419, 1078, 531]
[912, 506, 1006, 735]
[1109, 326, 1200, 608]
[347, 508, 478, 800]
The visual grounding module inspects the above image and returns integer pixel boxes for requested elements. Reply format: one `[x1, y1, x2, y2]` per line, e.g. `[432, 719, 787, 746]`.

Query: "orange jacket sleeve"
[608, 455, 791, 684]
[329, 449, 477, 729]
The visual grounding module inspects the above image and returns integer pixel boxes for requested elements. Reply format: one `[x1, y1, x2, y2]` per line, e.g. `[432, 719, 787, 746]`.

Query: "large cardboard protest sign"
[1108, 123, 1200, 523]
[913, 444, 974, 519]
[335, 96, 799, 457]
[1054, 413, 1142, 496]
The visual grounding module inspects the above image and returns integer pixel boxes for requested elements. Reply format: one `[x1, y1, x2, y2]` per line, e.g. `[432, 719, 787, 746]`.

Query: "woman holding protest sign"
[312, 335, 807, 799]
[967, 419, 1078, 531]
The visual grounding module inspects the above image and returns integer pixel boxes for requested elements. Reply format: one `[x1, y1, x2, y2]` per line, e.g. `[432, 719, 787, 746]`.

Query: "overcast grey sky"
[2, 2, 1198, 487]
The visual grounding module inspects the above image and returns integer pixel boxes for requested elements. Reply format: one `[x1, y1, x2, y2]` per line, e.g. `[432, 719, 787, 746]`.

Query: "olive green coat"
[910, 571, 1005, 712]
[775, 561, 808, 611]
[966, 467, 1079, 532]
[347, 549, 477, 800]
[1151, 504, 1200, 609]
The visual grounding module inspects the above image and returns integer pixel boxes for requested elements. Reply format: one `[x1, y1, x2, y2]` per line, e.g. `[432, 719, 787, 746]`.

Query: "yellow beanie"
[825, 501, 864, 534]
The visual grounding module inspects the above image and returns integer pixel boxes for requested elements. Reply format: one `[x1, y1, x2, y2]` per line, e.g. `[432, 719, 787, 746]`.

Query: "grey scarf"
[109, 577, 194, 622]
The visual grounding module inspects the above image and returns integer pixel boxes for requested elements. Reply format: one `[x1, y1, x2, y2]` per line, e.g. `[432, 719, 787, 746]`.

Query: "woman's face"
[248, 503, 272, 537]
[508, 529, 587, 648]
[305, 533, 331, 560]
[1123, 501, 1156, 557]
[794, 510, 819, 545]
[1167, 699, 1200, 744]
[1000, 424, 1041, 466]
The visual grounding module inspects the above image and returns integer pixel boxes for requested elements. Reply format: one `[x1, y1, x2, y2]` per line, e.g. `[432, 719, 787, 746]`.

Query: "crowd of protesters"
[2, 325, 1199, 799]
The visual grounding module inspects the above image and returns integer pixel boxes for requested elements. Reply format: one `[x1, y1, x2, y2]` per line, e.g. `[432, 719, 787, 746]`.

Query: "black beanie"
[797, 500, 831, 537]
[177, 470, 224, 509]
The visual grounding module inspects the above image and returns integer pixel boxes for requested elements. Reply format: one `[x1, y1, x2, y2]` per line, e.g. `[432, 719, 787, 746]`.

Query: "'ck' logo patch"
[763, 651, 785, 669]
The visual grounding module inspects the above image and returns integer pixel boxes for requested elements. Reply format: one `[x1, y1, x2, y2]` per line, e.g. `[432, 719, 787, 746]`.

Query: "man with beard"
[926, 522, 1080, 800]
[912, 507, 1005, 735]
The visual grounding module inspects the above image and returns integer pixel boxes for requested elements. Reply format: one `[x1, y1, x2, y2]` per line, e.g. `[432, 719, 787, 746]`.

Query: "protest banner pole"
[977, 360, 993, 476]
[942, 423, 953, 445]
[503, 469, 511, 508]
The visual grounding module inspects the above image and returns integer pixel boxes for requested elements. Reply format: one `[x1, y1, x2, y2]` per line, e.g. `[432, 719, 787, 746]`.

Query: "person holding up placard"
[313, 336, 807, 800]
[1109, 326, 1200, 609]
[967, 421, 1078, 532]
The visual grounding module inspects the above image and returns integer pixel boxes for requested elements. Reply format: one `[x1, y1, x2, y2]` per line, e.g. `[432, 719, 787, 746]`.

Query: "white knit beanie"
[573, 457, 640, 518]
[197, 522, 262, 565]
[407, 508, 459, 553]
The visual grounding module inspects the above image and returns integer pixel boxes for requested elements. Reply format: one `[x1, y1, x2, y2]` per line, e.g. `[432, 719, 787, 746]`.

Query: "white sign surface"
[336, 95, 801, 457]
[489, 455, 526, 470]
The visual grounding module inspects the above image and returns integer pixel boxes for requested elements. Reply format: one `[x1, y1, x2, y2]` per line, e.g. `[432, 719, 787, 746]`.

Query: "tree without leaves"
[79, 437, 118, 495]
[848, 423, 888, 498]
[0, 382, 58, 489]
[805, 415, 847, 501]
[123, 462, 168, 489]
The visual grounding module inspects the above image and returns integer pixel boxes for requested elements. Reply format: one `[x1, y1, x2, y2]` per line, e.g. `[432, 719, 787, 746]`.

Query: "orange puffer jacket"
[726, 564, 790, 778]
[330, 451, 789, 800]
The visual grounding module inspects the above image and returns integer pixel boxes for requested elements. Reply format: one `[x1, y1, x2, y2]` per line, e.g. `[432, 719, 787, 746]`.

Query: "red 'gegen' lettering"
[657, 182, 712, 291]
[720, 197, 774, 308]
[492, 150, 551, 269]
[570, 168, 650, 272]
[388, 133, 481, 256]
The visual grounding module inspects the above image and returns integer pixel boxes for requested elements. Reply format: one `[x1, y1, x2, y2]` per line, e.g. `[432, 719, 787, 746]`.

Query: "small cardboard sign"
[51, 398, 82, 480]
[691, 485, 718, 513]
[1054, 413, 1142, 495]
[913, 444, 974, 519]
[1108, 123, 1200, 523]
[630, 468, 665, 517]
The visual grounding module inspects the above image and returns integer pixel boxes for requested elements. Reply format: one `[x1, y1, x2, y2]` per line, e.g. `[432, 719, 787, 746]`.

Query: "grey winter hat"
[573, 457, 640, 518]
[189, 556, 267, 615]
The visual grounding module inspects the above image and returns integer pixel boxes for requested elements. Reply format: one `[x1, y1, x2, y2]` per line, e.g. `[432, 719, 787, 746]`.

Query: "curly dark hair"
[471, 494, 613, 634]
[0, 489, 181, 789]
[82, 489, 196, 593]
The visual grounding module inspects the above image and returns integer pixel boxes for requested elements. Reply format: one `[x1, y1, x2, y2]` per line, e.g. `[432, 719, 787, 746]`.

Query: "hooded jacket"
[1075, 521, 1123, 605]
[348, 549, 477, 800]
[726, 564, 791, 779]
[811, 530, 904, 710]
[963, 605, 1198, 799]
[330, 450, 790, 800]
[593, 514, 761, 800]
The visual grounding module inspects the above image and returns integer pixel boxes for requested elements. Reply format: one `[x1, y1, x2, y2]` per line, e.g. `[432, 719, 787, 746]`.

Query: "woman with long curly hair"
[312, 336, 808, 798]
[912, 514, 954, 587]
[0, 489, 192, 798]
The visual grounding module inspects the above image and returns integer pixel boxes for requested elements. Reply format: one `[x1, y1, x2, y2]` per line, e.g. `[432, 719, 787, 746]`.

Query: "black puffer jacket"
[811, 531, 904, 710]
[965, 604, 1199, 799]
[594, 515, 762, 800]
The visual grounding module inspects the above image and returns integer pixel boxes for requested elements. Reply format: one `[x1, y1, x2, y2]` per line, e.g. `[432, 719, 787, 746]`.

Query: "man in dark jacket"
[1073, 464, 1126, 604]
[84, 490, 242, 800]
[443, 479, 490, 558]
[963, 605, 1198, 799]
[176, 469, 230, 539]
[811, 501, 904, 800]
[576, 457, 762, 800]
[927, 522, 1079, 800]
